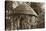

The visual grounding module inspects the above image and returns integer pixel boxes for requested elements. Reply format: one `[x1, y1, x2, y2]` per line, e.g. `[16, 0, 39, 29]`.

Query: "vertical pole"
[20, 16, 22, 29]
[10, 16, 13, 30]
[31, 16, 36, 28]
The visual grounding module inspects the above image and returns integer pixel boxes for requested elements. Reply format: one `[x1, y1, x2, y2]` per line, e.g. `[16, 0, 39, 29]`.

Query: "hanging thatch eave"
[14, 3, 38, 17]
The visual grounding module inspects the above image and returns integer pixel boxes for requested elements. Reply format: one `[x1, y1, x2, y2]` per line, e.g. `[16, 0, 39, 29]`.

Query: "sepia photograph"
[5, 1, 45, 31]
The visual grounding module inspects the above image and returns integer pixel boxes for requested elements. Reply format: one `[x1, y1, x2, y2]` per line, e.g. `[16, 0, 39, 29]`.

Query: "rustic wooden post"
[31, 16, 36, 28]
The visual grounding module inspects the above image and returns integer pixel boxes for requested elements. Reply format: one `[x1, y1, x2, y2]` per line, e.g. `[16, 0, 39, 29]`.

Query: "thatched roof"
[14, 3, 38, 16]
